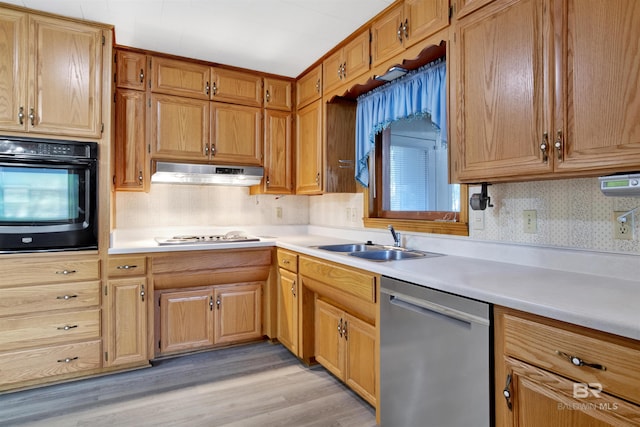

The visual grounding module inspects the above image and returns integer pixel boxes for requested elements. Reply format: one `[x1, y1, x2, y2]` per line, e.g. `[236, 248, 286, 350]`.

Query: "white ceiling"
[5, 0, 394, 77]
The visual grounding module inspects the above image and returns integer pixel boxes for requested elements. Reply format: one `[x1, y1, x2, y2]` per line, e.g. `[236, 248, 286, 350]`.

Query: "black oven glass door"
[0, 159, 97, 252]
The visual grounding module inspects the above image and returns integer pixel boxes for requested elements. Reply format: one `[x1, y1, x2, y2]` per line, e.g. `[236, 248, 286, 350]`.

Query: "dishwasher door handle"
[385, 291, 490, 327]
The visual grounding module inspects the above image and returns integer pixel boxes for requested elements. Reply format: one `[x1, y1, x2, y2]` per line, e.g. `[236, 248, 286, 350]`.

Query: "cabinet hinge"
[101, 123, 104, 133]
[369, 55, 372, 66]
[113, 73, 116, 83]
[148, 144, 151, 154]
[158, 340, 161, 349]
[449, 5, 454, 19]
[104, 351, 108, 362]
[113, 93, 116, 103]
[369, 32, 372, 42]
[148, 99, 151, 108]
[104, 285, 108, 296]
[114, 53, 117, 63]
[102, 35, 105, 46]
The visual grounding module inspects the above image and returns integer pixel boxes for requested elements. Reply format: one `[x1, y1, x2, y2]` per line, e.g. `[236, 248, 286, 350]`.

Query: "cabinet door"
[502, 357, 640, 427]
[323, 49, 344, 95]
[325, 99, 356, 193]
[296, 65, 322, 109]
[371, 3, 405, 66]
[159, 289, 214, 354]
[210, 68, 262, 107]
[277, 269, 298, 355]
[0, 9, 27, 132]
[555, 0, 640, 173]
[263, 110, 292, 194]
[29, 15, 103, 138]
[264, 78, 292, 111]
[315, 299, 345, 380]
[115, 50, 147, 90]
[210, 102, 262, 165]
[150, 93, 210, 160]
[214, 283, 262, 345]
[150, 56, 210, 100]
[403, 0, 449, 48]
[114, 89, 147, 191]
[345, 314, 376, 407]
[106, 278, 147, 367]
[454, 0, 552, 182]
[296, 99, 323, 194]
[342, 30, 370, 84]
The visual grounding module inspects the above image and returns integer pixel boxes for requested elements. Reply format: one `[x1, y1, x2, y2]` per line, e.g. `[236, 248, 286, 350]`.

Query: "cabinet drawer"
[108, 256, 147, 277]
[0, 281, 100, 317]
[277, 250, 298, 273]
[0, 309, 101, 351]
[299, 257, 376, 303]
[0, 340, 101, 386]
[502, 310, 640, 405]
[1, 258, 100, 287]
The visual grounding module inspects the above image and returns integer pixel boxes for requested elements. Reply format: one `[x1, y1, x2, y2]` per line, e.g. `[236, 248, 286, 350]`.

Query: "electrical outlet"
[523, 210, 537, 233]
[275, 207, 283, 219]
[613, 211, 633, 240]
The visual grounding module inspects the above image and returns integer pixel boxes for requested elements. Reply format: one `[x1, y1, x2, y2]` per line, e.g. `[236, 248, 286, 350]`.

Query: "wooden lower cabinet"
[315, 298, 376, 406]
[158, 283, 262, 356]
[277, 268, 299, 356]
[159, 288, 215, 354]
[214, 283, 262, 344]
[495, 306, 640, 426]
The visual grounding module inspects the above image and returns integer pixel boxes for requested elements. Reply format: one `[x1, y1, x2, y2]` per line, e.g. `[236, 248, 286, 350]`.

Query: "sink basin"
[316, 243, 384, 252]
[349, 249, 442, 262]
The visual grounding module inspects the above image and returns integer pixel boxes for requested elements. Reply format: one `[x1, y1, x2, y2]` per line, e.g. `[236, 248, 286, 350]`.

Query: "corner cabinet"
[495, 306, 640, 426]
[0, 8, 105, 138]
[453, 0, 640, 183]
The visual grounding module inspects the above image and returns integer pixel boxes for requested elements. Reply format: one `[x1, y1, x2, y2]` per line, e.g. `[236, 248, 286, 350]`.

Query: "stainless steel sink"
[316, 243, 384, 252]
[349, 249, 443, 262]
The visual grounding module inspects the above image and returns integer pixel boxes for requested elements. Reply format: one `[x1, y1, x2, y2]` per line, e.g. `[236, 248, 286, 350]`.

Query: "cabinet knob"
[540, 132, 549, 163]
[556, 350, 606, 371]
[18, 106, 24, 125]
[205, 81, 210, 95]
[291, 280, 296, 297]
[56, 294, 77, 300]
[55, 269, 77, 275]
[216, 297, 221, 309]
[315, 79, 321, 93]
[503, 373, 513, 410]
[338, 318, 343, 337]
[140, 285, 145, 302]
[397, 23, 403, 42]
[139, 69, 144, 83]
[57, 356, 79, 363]
[138, 171, 143, 184]
[57, 324, 78, 331]
[212, 82, 218, 95]
[403, 18, 409, 38]
[29, 108, 35, 126]
[554, 130, 563, 162]
[265, 90, 271, 103]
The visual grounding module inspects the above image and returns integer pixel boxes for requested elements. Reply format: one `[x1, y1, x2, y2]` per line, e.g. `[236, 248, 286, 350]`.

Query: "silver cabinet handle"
[209, 295, 214, 311]
[29, 108, 35, 126]
[56, 294, 77, 300]
[139, 68, 144, 83]
[216, 297, 221, 310]
[555, 350, 606, 371]
[55, 270, 77, 275]
[205, 145, 210, 155]
[57, 325, 78, 331]
[315, 79, 320, 93]
[338, 318, 343, 337]
[18, 106, 24, 125]
[342, 320, 348, 340]
[540, 132, 548, 163]
[57, 356, 79, 363]
[291, 280, 296, 297]
[140, 285, 145, 302]
[116, 264, 138, 270]
[503, 373, 513, 410]
[205, 81, 210, 95]
[211, 144, 216, 156]
[138, 170, 143, 184]
[554, 130, 563, 162]
[403, 18, 409, 38]
[212, 82, 217, 95]
[265, 90, 271, 103]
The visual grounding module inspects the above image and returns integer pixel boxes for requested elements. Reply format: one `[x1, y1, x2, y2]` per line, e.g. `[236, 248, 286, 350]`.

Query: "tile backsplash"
[115, 177, 639, 255]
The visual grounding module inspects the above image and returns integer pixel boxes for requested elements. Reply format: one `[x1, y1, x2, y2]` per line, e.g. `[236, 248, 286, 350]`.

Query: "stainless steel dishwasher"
[380, 276, 491, 427]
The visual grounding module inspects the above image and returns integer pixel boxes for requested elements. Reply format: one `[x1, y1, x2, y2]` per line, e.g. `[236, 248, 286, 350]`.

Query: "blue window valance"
[355, 60, 446, 187]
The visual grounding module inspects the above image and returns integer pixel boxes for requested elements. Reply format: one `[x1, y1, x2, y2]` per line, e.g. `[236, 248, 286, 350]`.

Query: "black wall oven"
[0, 136, 98, 253]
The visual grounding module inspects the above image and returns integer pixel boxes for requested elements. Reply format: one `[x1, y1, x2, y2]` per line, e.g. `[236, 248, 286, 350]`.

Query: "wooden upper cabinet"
[210, 102, 262, 165]
[456, 0, 496, 18]
[323, 29, 370, 94]
[325, 99, 357, 193]
[115, 50, 147, 90]
[454, 0, 640, 183]
[263, 109, 293, 194]
[150, 93, 210, 160]
[372, 0, 449, 67]
[264, 78, 292, 111]
[555, 0, 640, 173]
[454, 0, 550, 182]
[0, 9, 27, 132]
[210, 67, 262, 107]
[114, 89, 147, 191]
[150, 56, 210, 100]
[296, 99, 323, 194]
[297, 64, 322, 109]
[29, 15, 103, 138]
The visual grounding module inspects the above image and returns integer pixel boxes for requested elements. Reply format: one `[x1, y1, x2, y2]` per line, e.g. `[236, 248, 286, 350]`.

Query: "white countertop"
[110, 227, 640, 341]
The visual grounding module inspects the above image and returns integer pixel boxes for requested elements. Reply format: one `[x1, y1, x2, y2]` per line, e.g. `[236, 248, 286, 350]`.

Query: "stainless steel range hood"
[151, 162, 263, 186]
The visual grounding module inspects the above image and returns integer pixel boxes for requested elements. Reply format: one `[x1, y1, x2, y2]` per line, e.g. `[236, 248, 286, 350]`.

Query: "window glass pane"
[385, 116, 460, 213]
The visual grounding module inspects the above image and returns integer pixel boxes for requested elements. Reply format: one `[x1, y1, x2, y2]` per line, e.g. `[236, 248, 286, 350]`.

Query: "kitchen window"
[356, 59, 468, 236]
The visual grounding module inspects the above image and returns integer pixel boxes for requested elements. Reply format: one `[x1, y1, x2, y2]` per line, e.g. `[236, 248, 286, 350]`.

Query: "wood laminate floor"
[0, 342, 376, 427]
